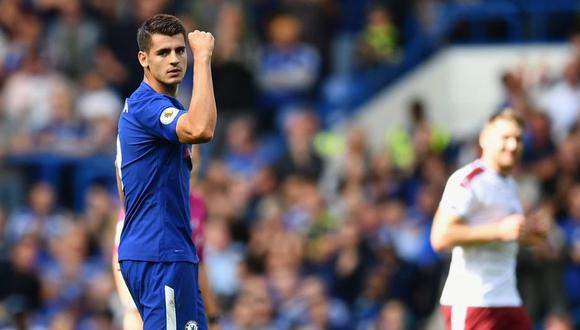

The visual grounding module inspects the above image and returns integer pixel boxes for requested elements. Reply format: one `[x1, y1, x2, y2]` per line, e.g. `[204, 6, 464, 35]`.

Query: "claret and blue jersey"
[116, 81, 199, 264]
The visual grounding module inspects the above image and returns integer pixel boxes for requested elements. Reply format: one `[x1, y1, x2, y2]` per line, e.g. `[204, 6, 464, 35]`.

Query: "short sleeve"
[134, 97, 186, 142]
[438, 174, 477, 218]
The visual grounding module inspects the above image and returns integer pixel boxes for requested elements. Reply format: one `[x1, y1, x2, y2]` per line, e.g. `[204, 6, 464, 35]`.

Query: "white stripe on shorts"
[451, 305, 467, 330]
[165, 285, 177, 330]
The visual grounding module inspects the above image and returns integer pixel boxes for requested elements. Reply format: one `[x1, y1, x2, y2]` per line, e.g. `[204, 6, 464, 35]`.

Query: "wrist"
[495, 228, 507, 242]
[193, 52, 212, 62]
[489, 222, 505, 241]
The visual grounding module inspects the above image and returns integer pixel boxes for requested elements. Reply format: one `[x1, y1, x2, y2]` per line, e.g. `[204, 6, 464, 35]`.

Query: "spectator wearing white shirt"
[541, 60, 580, 142]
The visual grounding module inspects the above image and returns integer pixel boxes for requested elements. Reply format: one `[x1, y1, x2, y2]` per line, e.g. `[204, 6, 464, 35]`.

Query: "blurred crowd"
[0, 0, 578, 329]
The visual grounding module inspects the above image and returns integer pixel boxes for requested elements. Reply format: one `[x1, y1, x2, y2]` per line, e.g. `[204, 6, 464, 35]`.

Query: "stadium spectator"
[256, 13, 321, 131]
[222, 116, 267, 179]
[387, 99, 450, 172]
[77, 71, 122, 155]
[204, 217, 244, 302]
[541, 59, 580, 142]
[34, 82, 88, 156]
[0, 235, 41, 329]
[366, 299, 412, 330]
[5, 182, 71, 246]
[46, 0, 101, 80]
[356, 5, 400, 68]
[498, 70, 529, 116]
[521, 111, 559, 195]
[275, 110, 324, 181]
[211, 1, 259, 110]
[208, 2, 260, 156]
[517, 201, 568, 328]
[2, 50, 67, 138]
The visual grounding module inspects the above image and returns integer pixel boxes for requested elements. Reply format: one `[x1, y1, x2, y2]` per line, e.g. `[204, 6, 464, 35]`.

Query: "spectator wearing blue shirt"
[256, 13, 321, 132]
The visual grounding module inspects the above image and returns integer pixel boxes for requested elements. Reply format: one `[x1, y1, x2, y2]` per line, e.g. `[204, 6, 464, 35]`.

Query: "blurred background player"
[112, 145, 220, 329]
[430, 110, 549, 330]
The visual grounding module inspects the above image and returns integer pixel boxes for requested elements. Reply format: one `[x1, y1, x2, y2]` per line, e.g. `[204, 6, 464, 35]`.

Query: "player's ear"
[138, 50, 148, 68]
[479, 123, 494, 149]
[479, 124, 490, 150]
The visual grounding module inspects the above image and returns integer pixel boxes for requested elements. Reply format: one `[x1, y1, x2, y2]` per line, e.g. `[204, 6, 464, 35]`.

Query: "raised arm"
[430, 209, 527, 251]
[176, 30, 217, 144]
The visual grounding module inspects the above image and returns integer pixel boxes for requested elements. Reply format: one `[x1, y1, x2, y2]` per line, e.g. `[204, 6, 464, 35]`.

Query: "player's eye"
[157, 49, 170, 56]
[176, 47, 185, 55]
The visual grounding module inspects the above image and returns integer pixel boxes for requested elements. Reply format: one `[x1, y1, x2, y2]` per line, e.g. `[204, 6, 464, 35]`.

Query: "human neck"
[143, 74, 178, 97]
[480, 155, 511, 177]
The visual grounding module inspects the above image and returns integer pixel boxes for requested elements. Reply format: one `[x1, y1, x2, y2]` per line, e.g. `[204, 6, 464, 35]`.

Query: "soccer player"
[430, 110, 548, 330]
[115, 14, 217, 330]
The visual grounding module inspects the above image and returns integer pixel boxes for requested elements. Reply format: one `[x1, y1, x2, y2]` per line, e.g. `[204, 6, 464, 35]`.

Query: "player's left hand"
[521, 210, 551, 246]
[528, 208, 551, 239]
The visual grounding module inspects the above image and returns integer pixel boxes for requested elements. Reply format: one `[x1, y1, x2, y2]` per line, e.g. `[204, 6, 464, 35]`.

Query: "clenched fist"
[497, 214, 526, 241]
[188, 30, 214, 57]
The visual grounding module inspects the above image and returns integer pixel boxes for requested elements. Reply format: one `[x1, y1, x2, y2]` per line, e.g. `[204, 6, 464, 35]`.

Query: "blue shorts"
[120, 260, 207, 330]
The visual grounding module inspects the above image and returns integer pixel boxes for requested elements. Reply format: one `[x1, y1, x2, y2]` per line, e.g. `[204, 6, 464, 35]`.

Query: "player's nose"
[506, 137, 519, 151]
[169, 50, 180, 64]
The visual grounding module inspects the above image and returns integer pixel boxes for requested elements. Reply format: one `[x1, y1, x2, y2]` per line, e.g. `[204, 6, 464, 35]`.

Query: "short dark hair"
[137, 14, 186, 52]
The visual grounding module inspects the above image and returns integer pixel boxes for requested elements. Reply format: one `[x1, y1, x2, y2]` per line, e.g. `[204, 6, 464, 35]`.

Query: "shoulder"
[126, 83, 173, 109]
[448, 161, 486, 189]
[128, 92, 172, 111]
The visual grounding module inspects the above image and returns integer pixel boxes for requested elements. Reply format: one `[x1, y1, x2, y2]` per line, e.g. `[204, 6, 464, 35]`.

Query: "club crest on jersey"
[185, 320, 198, 330]
[160, 107, 179, 125]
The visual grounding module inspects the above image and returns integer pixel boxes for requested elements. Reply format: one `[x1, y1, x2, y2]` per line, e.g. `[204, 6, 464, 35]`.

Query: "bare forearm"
[431, 210, 527, 251]
[177, 31, 217, 144]
[431, 209, 504, 251]
[431, 221, 501, 251]
[187, 55, 216, 142]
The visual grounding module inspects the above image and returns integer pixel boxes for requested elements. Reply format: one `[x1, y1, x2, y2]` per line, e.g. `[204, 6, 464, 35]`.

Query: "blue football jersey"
[116, 81, 198, 263]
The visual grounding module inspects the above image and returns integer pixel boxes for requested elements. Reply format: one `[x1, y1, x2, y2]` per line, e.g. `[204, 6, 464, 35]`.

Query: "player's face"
[481, 119, 523, 174]
[141, 33, 187, 85]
